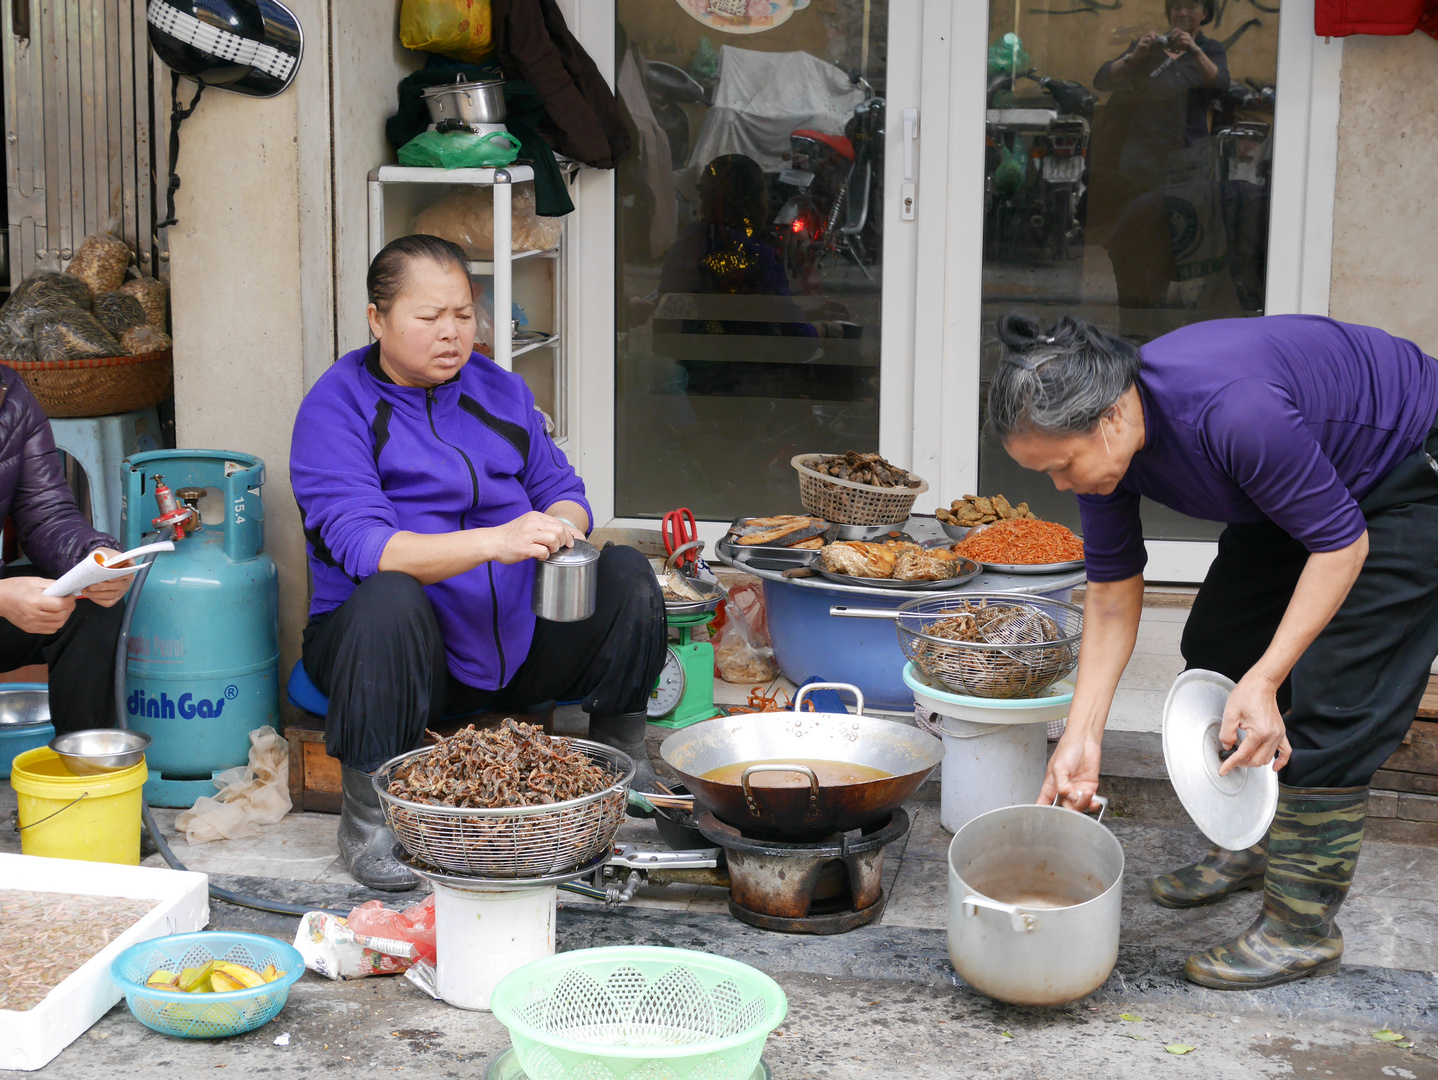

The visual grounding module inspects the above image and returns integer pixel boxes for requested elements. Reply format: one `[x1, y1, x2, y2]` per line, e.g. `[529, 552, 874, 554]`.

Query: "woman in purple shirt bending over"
[990, 311, 1438, 990]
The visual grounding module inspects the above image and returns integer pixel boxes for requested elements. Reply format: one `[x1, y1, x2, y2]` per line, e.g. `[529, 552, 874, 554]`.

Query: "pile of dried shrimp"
[0, 892, 156, 1011]
[388, 720, 616, 809]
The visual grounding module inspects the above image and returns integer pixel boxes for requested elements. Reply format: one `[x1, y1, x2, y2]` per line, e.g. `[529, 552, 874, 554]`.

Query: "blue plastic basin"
[0, 684, 52, 779]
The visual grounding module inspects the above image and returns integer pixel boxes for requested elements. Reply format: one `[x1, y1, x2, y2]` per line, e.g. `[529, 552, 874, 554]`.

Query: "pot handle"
[828, 605, 900, 620]
[1053, 792, 1109, 824]
[741, 764, 821, 819]
[792, 682, 866, 716]
[962, 893, 1038, 934]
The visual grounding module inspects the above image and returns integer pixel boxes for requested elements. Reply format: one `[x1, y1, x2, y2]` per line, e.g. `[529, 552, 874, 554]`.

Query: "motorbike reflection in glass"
[773, 71, 884, 292]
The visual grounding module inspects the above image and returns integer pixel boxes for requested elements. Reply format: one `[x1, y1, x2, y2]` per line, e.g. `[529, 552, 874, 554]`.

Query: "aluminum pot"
[947, 798, 1123, 1006]
[422, 79, 506, 127]
[531, 539, 599, 622]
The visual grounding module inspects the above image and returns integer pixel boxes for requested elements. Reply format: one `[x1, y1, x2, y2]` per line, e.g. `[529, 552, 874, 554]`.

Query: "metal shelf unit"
[368, 164, 570, 442]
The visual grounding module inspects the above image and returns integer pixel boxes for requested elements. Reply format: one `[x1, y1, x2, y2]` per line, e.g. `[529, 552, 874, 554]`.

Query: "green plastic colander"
[489, 946, 788, 1080]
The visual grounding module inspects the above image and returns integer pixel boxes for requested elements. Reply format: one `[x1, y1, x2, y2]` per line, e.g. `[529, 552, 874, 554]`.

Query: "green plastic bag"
[988, 32, 1030, 76]
[993, 140, 1028, 199]
[692, 35, 719, 79]
[398, 130, 519, 169]
[400, 0, 494, 63]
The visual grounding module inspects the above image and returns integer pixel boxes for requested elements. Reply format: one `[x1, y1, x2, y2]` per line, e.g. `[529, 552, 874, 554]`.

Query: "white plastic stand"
[431, 881, 556, 1011]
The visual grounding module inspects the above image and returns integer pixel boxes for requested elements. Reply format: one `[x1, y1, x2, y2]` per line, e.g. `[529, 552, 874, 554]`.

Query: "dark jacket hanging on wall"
[490, 0, 630, 169]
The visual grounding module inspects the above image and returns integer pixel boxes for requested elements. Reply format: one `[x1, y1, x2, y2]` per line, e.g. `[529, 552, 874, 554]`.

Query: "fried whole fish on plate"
[821, 539, 963, 582]
[893, 546, 962, 582]
[728, 515, 830, 548]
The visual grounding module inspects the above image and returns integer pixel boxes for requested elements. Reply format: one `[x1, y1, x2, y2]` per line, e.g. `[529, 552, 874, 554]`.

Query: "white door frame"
[916, 0, 1344, 583]
[576, 0, 929, 545]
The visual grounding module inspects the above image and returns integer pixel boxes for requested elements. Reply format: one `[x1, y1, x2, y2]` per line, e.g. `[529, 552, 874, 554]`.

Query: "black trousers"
[0, 598, 125, 734]
[301, 545, 668, 772]
[1180, 423, 1438, 788]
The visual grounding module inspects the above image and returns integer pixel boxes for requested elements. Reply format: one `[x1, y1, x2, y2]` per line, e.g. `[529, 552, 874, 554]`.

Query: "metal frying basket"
[373, 740, 634, 878]
[893, 593, 1082, 699]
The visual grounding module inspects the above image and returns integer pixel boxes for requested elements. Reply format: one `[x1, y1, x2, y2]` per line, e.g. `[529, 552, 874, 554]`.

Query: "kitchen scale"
[648, 609, 723, 729]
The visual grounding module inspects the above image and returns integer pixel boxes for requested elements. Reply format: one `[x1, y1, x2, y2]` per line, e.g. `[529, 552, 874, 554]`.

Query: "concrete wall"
[167, 0, 337, 689]
[1328, 33, 1438, 354]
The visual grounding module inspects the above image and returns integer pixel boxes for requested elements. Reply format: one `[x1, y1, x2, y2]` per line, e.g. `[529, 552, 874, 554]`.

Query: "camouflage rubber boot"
[1150, 839, 1268, 909]
[1183, 785, 1367, 990]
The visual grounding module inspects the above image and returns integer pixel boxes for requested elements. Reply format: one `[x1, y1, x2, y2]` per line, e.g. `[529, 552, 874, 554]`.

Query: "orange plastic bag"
[399, 0, 494, 63]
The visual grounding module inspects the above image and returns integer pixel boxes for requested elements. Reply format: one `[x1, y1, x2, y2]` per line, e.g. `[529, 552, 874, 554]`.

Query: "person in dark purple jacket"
[989, 311, 1438, 991]
[291, 235, 665, 890]
[0, 366, 133, 731]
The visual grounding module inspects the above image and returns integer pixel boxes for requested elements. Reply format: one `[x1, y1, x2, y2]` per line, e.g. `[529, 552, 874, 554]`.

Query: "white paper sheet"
[43, 540, 174, 597]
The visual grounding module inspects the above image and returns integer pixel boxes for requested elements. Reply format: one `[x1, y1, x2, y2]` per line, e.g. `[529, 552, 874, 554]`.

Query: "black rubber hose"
[114, 550, 348, 918]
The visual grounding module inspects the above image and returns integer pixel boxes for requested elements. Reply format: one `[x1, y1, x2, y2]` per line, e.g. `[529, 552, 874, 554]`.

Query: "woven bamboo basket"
[0, 350, 173, 418]
[791, 453, 929, 525]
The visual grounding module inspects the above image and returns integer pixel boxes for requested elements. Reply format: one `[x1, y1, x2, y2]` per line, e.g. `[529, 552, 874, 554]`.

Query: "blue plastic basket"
[111, 932, 304, 1039]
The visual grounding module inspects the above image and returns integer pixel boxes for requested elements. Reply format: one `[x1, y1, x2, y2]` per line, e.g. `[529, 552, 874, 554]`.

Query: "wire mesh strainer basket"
[894, 593, 1083, 699]
[110, 932, 304, 1039]
[374, 740, 633, 878]
[490, 946, 788, 1080]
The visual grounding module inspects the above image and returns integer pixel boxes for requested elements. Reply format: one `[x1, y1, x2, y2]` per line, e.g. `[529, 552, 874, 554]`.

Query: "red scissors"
[662, 507, 700, 573]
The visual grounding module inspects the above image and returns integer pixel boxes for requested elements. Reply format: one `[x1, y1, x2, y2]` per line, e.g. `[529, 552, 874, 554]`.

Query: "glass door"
[612, 0, 912, 522]
[974, 0, 1282, 562]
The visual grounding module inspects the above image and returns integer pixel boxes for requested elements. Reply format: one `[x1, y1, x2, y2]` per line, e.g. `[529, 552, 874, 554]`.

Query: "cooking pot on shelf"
[947, 798, 1123, 1006]
[422, 78, 507, 128]
[658, 683, 943, 842]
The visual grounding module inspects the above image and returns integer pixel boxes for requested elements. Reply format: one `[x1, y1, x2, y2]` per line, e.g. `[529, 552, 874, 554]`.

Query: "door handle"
[901, 107, 918, 221]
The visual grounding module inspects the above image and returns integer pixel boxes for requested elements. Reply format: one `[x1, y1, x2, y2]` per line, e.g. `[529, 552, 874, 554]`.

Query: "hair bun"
[996, 310, 1049, 350]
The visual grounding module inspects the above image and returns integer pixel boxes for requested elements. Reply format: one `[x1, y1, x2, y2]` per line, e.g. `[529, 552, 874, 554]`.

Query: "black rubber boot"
[338, 765, 419, 892]
[588, 710, 661, 799]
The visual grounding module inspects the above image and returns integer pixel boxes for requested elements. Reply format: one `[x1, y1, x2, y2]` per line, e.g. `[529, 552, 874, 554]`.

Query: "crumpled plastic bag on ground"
[293, 896, 437, 981]
[174, 727, 290, 844]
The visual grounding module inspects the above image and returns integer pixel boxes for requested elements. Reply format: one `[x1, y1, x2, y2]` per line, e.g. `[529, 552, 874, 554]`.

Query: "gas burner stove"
[696, 808, 910, 935]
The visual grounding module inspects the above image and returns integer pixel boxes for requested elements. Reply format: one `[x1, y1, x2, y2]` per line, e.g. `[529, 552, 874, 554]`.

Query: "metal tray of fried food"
[978, 558, 1086, 575]
[814, 556, 982, 591]
[718, 516, 834, 559]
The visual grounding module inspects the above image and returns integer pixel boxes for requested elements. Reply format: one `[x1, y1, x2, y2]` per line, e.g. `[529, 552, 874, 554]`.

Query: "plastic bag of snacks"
[399, 0, 494, 63]
[118, 276, 168, 328]
[293, 896, 437, 980]
[411, 182, 563, 259]
[92, 291, 148, 337]
[712, 579, 777, 684]
[65, 234, 131, 295]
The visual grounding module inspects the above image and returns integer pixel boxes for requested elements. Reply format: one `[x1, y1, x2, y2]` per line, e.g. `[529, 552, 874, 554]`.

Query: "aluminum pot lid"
[543, 537, 600, 567]
[1161, 669, 1278, 850]
[422, 79, 504, 97]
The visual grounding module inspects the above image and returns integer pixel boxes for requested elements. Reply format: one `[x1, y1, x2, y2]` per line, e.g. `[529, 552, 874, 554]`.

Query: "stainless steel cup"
[531, 538, 600, 622]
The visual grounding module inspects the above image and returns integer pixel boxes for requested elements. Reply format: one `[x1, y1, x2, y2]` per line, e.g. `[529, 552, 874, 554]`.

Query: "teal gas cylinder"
[120, 450, 279, 807]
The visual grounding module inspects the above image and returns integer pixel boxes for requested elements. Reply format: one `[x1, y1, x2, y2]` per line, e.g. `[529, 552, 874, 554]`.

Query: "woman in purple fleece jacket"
[291, 236, 665, 891]
[989, 310, 1438, 992]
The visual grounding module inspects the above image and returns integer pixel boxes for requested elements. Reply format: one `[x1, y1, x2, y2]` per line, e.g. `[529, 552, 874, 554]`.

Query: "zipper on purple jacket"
[425, 387, 506, 685]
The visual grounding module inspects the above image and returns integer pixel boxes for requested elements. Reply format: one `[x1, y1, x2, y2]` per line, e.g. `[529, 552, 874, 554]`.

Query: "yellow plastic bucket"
[10, 746, 147, 865]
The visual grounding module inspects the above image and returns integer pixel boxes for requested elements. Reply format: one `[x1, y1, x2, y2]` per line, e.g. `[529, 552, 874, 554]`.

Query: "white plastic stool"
[49, 408, 163, 537]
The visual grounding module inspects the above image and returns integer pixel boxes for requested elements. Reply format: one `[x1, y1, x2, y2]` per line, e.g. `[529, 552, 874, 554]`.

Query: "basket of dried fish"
[374, 720, 634, 879]
[792, 452, 928, 526]
[833, 594, 1082, 698]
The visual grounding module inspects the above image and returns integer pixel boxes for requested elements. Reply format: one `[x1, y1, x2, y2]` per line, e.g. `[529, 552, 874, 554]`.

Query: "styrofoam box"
[0, 853, 209, 1071]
